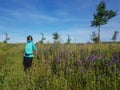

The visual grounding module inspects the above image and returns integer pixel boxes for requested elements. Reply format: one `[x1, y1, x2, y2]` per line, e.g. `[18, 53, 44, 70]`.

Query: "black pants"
[23, 57, 33, 71]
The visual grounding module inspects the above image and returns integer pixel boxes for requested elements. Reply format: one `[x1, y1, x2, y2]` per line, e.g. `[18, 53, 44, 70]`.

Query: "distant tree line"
[1, 30, 119, 44]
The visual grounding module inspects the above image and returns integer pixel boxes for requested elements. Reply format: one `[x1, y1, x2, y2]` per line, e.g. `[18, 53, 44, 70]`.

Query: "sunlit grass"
[0, 43, 120, 90]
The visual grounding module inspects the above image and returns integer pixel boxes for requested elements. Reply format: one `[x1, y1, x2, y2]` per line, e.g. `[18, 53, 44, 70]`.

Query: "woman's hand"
[34, 51, 38, 55]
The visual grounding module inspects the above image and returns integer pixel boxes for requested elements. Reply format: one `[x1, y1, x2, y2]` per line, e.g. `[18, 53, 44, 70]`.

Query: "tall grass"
[0, 43, 120, 90]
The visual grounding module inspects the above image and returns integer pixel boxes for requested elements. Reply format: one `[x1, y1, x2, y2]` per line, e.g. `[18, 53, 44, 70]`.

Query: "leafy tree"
[90, 31, 99, 43]
[39, 33, 46, 44]
[66, 35, 71, 44]
[3, 33, 10, 43]
[52, 32, 60, 44]
[91, 1, 117, 43]
[112, 30, 119, 42]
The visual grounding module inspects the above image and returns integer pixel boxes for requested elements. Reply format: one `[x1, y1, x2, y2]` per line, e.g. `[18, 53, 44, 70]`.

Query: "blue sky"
[0, 0, 120, 43]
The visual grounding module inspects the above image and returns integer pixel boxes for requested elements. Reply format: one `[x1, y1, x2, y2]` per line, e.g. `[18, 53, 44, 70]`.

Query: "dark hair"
[27, 35, 33, 41]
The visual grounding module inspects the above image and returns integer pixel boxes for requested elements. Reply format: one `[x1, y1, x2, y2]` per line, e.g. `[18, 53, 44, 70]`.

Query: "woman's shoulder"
[31, 41, 35, 45]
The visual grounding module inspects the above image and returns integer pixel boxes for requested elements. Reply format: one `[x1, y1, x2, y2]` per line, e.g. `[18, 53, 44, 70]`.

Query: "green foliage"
[91, 1, 117, 27]
[0, 43, 120, 90]
[39, 33, 46, 44]
[112, 30, 119, 42]
[52, 32, 60, 44]
[90, 31, 99, 43]
[91, 1, 117, 43]
[66, 35, 71, 44]
[3, 33, 10, 44]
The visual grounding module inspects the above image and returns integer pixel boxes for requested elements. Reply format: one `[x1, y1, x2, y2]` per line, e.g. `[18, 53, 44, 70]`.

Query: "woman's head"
[27, 35, 33, 41]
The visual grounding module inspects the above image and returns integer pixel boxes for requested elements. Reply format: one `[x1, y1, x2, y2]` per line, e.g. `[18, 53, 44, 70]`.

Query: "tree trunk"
[98, 25, 100, 43]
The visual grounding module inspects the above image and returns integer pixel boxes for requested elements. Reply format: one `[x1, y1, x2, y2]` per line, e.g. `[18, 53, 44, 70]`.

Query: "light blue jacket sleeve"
[32, 42, 37, 51]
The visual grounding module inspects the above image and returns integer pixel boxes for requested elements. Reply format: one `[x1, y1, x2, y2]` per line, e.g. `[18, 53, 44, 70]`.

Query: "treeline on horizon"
[0, 30, 119, 45]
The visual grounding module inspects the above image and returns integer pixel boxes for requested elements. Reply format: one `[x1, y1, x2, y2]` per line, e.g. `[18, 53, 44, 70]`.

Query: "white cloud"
[0, 7, 90, 24]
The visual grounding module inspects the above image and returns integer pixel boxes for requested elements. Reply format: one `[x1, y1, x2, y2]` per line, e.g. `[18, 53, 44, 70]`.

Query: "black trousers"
[23, 56, 33, 71]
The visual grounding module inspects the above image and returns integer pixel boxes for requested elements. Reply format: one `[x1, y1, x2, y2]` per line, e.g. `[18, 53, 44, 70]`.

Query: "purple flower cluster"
[88, 55, 98, 62]
[50, 46, 120, 78]
[106, 52, 120, 67]
[55, 56, 62, 63]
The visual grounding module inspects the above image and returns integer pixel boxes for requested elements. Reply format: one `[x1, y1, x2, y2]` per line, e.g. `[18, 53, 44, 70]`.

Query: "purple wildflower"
[55, 56, 62, 63]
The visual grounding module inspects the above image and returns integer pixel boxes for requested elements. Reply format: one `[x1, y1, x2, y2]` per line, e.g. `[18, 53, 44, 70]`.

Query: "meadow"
[0, 43, 120, 90]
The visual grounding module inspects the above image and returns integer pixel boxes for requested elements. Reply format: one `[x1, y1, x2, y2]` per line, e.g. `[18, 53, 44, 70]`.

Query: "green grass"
[0, 43, 120, 90]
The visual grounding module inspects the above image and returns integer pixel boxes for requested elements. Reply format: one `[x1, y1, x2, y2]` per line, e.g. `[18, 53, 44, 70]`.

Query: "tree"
[52, 32, 60, 44]
[66, 35, 71, 44]
[39, 33, 46, 44]
[3, 33, 10, 43]
[91, 1, 117, 43]
[112, 30, 119, 42]
[90, 31, 99, 43]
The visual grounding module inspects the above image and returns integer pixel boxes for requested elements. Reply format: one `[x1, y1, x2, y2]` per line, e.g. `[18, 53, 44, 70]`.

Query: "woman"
[23, 35, 37, 71]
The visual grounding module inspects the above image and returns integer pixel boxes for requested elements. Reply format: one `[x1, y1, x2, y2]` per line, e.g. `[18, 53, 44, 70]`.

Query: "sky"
[0, 0, 120, 43]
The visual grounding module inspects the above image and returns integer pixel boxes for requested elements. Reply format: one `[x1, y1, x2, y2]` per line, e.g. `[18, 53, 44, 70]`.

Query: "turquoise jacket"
[24, 41, 37, 57]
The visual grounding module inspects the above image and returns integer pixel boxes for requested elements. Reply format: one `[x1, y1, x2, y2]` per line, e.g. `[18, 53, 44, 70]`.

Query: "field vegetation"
[0, 43, 120, 90]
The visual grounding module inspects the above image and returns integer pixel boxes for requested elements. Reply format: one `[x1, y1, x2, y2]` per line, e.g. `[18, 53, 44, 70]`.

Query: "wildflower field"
[0, 43, 120, 90]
